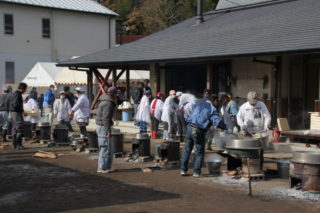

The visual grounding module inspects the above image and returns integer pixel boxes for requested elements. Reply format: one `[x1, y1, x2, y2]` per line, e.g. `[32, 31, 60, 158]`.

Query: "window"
[4, 14, 13, 35]
[42, 18, 50, 38]
[5, 62, 15, 84]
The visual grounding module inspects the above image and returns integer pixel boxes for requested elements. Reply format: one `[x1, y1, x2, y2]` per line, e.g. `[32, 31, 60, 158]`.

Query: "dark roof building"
[58, 0, 320, 68]
[58, 0, 320, 129]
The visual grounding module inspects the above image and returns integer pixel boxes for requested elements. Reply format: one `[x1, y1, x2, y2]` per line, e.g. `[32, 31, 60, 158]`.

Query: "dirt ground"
[0, 136, 319, 213]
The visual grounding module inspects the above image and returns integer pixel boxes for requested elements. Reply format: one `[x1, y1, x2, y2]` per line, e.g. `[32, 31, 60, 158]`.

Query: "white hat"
[176, 91, 183, 97]
[247, 91, 258, 105]
[75, 87, 85, 93]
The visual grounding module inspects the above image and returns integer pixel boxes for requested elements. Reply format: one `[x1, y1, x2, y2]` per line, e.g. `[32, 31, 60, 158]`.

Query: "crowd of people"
[0, 80, 271, 176]
[133, 86, 271, 177]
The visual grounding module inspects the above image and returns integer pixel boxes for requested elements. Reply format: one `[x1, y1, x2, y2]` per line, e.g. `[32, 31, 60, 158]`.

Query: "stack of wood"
[310, 112, 320, 130]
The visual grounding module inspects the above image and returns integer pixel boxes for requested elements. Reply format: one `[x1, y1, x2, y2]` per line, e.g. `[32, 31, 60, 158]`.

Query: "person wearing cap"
[10, 82, 28, 149]
[70, 87, 90, 138]
[202, 89, 212, 102]
[23, 94, 40, 131]
[42, 85, 55, 124]
[150, 92, 164, 139]
[219, 92, 239, 134]
[136, 90, 152, 133]
[206, 94, 219, 150]
[237, 91, 271, 135]
[96, 87, 117, 173]
[176, 92, 196, 142]
[0, 86, 12, 141]
[53, 91, 72, 128]
[64, 86, 75, 107]
[181, 96, 226, 177]
[161, 90, 178, 140]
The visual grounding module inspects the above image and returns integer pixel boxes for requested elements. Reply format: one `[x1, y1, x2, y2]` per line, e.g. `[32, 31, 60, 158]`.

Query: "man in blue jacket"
[43, 85, 55, 123]
[181, 97, 226, 177]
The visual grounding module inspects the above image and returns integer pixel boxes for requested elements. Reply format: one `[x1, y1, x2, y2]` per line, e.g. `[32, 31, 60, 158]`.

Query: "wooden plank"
[277, 118, 290, 131]
[264, 153, 293, 159]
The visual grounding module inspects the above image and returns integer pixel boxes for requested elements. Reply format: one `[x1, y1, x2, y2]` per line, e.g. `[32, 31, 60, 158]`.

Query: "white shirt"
[237, 101, 271, 134]
[179, 93, 196, 106]
[72, 94, 90, 123]
[54, 99, 71, 122]
[161, 96, 177, 123]
[23, 98, 40, 124]
[136, 95, 151, 123]
[150, 98, 164, 121]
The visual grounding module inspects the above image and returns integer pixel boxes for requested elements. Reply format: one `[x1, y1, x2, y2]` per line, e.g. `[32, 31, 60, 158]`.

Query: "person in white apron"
[161, 90, 177, 140]
[150, 92, 164, 139]
[53, 91, 72, 127]
[136, 90, 152, 134]
[23, 95, 40, 130]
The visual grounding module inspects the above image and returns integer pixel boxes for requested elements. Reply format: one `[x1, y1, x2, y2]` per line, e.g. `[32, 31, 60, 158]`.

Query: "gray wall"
[0, 2, 116, 84]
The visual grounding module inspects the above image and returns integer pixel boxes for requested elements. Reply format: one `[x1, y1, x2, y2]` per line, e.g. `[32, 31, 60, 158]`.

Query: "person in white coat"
[23, 95, 40, 130]
[53, 91, 72, 127]
[136, 90, 152, 133]
[150, 92, 164, 139]
[176, 92, 196, 141]
[237, 91, 271, 135]
[161, 90, 177, 140]
[69, 87, 90, 138]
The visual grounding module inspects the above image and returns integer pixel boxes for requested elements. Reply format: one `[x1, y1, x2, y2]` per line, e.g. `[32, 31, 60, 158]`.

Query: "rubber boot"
[150, 131, 155, 139]
[2, 129, 7, 142]
[12, 134, 17, 149]
[154, 131, 158, 139]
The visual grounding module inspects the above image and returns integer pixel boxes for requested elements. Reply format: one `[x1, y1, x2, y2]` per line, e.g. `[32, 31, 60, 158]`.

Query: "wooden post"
[112, 69, 117, 87]
[126, 69, 130, 100]
[206, 63, 213, 90]
[87, 69, 93, 103]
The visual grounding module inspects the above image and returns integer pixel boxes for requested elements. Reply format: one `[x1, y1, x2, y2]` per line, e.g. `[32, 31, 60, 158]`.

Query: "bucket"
[122, 110, 132, 121]
[277, 159, 289, 179]
[206, 161, 222, 175]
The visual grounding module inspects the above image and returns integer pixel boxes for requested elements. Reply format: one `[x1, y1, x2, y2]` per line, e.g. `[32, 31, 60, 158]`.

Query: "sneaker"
[97, 169, 115, 174]
[193, 173, 201, 178]
[180, 170, 187, 176]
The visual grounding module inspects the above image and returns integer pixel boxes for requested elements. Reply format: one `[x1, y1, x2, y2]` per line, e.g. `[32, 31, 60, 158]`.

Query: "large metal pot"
[226, 137, 261, 150]
[291, 151, 320, 165]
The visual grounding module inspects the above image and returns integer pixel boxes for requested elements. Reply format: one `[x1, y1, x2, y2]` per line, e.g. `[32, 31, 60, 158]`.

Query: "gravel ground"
[0, 136, 320, 213]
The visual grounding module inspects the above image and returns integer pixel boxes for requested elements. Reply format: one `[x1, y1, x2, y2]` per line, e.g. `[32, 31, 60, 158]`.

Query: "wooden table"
[281, 130, 320, 145]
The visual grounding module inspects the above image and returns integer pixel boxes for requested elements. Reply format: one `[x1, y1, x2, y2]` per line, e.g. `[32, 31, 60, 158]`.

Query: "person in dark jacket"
[29, 87, 38, 101]
[0, 86, 12, 141]
[64, 86, 75, 107]
[10, 82, 27, 149]
[96, 87, 117, 173]
[131, 82, 144, 126]
[181, 96, 226, 177]
[37, 94, 44, 116]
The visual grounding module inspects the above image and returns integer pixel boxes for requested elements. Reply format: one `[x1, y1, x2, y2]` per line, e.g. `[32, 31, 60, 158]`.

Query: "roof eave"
[56, 48, 320, 68]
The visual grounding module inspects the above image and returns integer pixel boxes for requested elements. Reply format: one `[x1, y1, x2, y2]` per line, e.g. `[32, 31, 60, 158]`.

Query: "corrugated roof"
[58, 0, 320, 68]
[0, 0, 118, 16]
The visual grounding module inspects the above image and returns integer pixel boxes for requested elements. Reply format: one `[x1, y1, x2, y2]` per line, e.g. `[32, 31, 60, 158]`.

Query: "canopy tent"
[22, 62, 62, 87]
[54, 68, 149, 85]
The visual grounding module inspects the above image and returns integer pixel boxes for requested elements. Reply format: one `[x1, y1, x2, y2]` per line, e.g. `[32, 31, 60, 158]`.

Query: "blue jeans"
[139, 121, 147, 133]
[181, 126, 206, 174]
[0, 111, 9, 130]
[96, 125, 113, 170]
[134, 104, 139, 126]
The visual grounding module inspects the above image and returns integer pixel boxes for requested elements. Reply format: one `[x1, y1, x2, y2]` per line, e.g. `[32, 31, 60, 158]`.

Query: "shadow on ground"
[0, 156, 180, 213]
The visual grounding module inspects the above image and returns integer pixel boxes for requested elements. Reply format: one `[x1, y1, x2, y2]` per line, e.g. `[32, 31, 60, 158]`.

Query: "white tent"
[22, 62, 62, 87]
[54, 69, 149, 85]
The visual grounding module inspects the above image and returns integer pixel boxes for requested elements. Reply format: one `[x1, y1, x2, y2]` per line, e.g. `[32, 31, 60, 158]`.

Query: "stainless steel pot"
[37, 122, 50, 127]
[135, 133, 149, 140]
[226, 137, 261, 150]
[291, 151, 320, 165]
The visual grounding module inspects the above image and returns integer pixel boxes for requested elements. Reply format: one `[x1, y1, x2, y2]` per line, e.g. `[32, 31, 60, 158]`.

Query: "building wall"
[0, 2, 116, 84]
[231, 57, 275, 100]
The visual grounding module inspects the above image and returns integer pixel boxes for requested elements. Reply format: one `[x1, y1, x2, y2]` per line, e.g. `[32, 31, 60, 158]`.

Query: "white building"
[0, 0, 117, 84]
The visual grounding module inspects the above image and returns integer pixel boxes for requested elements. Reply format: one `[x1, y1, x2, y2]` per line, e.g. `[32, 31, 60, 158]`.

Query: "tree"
[103, 0, 219, 35]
